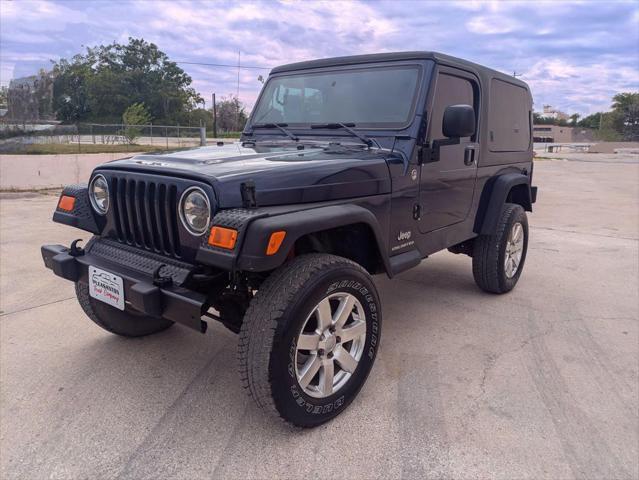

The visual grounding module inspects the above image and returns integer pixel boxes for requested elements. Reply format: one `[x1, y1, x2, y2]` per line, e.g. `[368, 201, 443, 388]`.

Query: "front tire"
[238, 254, 382, 427]
[75, 282, 174, 337]
[472, 203, 529, 293]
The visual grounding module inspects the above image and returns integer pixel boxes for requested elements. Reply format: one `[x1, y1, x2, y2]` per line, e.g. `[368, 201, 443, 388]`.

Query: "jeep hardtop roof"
[270, 51, 529, 92]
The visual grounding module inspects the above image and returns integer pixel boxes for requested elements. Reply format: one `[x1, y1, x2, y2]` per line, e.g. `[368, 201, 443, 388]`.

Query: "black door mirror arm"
[418, 137, 460, 164]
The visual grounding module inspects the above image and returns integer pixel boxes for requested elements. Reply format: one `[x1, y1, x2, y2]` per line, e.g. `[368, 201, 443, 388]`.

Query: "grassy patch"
[14, 143, 162, 155]
[212, 132, 242, 139]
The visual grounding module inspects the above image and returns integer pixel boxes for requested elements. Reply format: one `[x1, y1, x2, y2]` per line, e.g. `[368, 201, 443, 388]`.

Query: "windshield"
[251, 65, 421, 128]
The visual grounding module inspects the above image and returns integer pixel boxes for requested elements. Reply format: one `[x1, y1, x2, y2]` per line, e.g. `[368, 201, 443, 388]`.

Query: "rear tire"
[238, 254, 381, 427]
[75, 282, 174, 337]
[472, 203, 529, 293]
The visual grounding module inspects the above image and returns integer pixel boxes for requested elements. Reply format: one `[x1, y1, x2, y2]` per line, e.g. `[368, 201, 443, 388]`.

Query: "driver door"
[419, 69, 479, 234]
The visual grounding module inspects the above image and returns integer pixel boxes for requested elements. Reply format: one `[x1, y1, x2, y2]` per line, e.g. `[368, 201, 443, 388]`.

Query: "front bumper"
[41, 240, 209, 332]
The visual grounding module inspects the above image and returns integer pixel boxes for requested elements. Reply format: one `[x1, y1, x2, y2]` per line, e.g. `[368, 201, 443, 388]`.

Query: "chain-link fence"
[0, 122, 209, 154]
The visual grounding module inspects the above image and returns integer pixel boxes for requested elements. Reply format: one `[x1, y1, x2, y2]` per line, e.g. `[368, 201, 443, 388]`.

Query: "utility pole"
[212, 93, 217, 138]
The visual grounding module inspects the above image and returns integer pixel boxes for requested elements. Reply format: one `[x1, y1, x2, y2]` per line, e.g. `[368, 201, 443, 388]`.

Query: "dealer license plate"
[89, 266, 125, 310]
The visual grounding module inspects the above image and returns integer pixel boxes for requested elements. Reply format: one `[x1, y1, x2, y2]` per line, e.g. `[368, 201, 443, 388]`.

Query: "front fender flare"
[236, 204, 389, 273]
[52, 184, 102, 234]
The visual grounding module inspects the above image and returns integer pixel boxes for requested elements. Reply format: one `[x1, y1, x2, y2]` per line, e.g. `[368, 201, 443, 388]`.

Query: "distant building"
[533, 124, 595, 143]
[6, 70, 55, 122]
[537, 104, 570, 122]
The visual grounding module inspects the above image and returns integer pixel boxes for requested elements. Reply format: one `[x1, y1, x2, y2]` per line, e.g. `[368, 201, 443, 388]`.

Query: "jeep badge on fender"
[41, 52, 537, 428]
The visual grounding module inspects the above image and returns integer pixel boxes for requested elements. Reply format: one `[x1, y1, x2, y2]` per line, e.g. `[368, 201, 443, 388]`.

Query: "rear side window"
[488, 79, 531, 151]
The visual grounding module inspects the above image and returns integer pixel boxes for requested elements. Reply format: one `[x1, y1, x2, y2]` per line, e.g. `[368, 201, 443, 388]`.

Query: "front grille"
[111, 176, 182, 258]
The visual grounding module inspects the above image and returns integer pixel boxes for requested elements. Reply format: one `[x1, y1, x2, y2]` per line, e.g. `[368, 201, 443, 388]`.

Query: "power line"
[175, 60, 271, 70]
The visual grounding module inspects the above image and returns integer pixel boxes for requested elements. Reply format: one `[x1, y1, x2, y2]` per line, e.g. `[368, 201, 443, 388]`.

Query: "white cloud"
[0, 62, 15, 86]
[524, 59, 639, 114]
[115, 0, 400, 110]
[466, 15, 521, 34]
[1, 0, 88, 30]
[1, 0, 637, 115]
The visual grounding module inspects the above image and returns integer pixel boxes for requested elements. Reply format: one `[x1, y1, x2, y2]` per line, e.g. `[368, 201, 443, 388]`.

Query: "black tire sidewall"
[498, 206, 529, 291]
[77, 282, 174, 337]
[269, 264, 381, 427]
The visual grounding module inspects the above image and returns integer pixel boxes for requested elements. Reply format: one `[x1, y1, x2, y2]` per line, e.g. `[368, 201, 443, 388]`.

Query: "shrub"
[122, 103, 151, 144]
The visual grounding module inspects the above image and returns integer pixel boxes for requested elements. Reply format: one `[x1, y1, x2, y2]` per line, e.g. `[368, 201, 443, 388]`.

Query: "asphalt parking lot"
[1, 153, 637, 480]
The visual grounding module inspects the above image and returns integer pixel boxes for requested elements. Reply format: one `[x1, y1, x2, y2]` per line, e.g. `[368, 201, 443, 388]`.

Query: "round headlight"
[89, 174, 109, 215]
[179, 187, 210, 236]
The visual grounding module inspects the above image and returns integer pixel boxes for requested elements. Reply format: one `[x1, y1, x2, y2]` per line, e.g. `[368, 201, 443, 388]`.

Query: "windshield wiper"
[251, 123, 298, 142]
[310, 123, 373, 148]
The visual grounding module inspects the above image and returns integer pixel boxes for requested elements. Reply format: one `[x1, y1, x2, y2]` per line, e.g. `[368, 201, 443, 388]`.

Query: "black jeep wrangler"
[42, 52, 537, 427]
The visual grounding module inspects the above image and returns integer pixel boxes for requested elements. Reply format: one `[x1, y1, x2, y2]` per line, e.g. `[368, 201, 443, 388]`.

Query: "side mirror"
[418, 104, 476, 164]
[442, 104, 475, 138]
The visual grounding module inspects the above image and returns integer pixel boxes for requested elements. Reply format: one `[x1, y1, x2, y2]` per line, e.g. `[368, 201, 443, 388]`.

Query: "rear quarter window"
[488, 79, 531, 152]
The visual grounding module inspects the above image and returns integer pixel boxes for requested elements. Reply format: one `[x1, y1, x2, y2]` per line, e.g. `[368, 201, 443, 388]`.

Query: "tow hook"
[68, 239, 85, 257]
[152, 264, 173, 288]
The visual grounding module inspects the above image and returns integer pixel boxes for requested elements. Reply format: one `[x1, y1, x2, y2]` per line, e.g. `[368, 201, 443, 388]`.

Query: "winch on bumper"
[41, 238, 209, 333]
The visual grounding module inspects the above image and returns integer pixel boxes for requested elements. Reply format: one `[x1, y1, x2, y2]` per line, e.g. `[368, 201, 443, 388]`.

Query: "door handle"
[464, 145, 477, 166]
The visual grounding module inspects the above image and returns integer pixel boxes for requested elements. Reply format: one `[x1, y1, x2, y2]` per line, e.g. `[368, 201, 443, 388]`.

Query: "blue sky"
[1, 0, 638, 115]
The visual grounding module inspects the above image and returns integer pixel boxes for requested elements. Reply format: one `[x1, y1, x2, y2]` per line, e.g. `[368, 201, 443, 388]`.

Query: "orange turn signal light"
[208, 226, 238, 250]
[266, 231, 286, 256]
[58, 195, 75, 211]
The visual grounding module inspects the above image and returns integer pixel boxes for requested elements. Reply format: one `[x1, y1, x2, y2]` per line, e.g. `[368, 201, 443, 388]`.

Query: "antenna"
[236, 51, 241, 131]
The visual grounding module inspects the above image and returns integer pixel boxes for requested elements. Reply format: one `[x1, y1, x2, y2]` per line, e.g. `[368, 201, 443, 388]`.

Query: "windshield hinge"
[418, 144, 433, 165]
[418, 138, 460, 164]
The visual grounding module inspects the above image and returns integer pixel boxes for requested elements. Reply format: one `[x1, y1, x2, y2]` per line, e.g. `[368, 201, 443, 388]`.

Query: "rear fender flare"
[474, 173, 532, 235]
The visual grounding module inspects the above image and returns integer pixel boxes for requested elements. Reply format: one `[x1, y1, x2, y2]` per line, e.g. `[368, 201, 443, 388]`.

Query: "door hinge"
[418, 145, 433, 165]
[413, 203, 422, 220]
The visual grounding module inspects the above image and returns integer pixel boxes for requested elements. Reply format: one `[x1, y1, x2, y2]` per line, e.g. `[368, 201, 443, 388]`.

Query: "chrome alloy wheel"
[504, 222, 525, 279]
[294, 293, 367, 398]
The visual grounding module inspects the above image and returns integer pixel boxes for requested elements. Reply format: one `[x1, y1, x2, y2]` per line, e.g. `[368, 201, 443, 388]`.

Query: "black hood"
[98, 143, 395, 208]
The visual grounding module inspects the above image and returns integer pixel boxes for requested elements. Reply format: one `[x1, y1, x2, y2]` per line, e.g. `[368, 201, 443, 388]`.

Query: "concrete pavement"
[0, 139, 237, 190]
[1, 154, 637, 479]
[0, 153, 138, 190]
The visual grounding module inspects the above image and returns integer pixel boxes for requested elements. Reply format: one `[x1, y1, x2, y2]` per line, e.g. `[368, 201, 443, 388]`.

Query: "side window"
[429, 73, 475, 140]
[488, 79, 531, 151]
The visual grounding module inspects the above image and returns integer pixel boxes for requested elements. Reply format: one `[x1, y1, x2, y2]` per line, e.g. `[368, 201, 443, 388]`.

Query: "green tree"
[532, 112, 570, 126]
[51, 56, 92, 121]
[577, 112, 602, 129]
[611, 92, 639, 141]
[188, 108, 214, 129]
[52, 38, 202, 124]
[569, 113, 580, 125]
[612, 92, 639, 113]
[598, 112, 622, 141]
[214, 95, 248, 132]
[122, 102, 151, 144]
[532, 112, 555, 125]
[0, 86, 8, 107]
